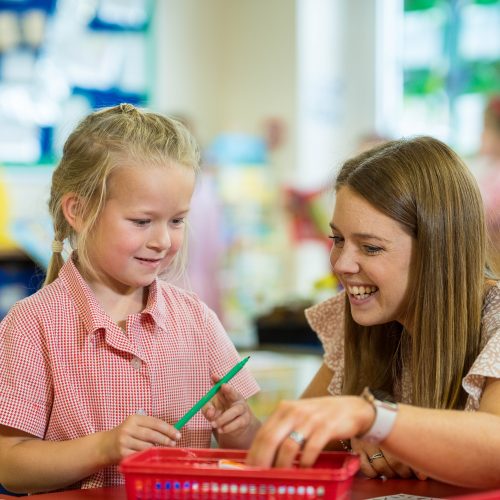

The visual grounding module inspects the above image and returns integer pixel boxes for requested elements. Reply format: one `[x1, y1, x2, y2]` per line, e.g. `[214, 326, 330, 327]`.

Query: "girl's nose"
[149, 225, 171, 250]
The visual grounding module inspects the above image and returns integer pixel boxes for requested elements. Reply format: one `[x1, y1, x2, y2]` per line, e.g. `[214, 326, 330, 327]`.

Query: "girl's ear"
[61, 193, 83, 232]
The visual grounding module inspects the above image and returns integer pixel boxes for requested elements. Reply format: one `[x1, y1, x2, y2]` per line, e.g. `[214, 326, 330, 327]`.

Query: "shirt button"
[131, 357, 142, 371]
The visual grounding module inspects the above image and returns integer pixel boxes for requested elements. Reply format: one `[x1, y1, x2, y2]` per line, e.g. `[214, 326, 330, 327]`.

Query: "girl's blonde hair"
[44, 103, 200, 286]
[337, 136, 491, 409]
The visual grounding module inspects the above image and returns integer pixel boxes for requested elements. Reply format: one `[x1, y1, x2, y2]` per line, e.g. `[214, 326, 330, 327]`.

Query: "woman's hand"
[350, 438, 427, 480]
[246, 395, 374, 468]
[203, 374, 260, 448]
[99, 414, 181, 464]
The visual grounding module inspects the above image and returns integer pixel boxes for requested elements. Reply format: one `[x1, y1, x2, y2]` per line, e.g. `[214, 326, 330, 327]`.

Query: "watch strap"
[358, 386, 398, 443]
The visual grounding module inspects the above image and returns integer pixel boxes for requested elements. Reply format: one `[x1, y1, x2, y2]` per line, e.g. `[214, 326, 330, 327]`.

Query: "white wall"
[153, 0, 297, 179]
[153, 0, 379, 296]
[153, 0, 377, 179]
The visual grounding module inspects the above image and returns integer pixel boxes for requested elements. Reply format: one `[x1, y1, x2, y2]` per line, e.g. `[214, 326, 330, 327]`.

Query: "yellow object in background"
[242, 351, 322, 420]
[0, 174, 17, 250]
[313, 273, 339, 291]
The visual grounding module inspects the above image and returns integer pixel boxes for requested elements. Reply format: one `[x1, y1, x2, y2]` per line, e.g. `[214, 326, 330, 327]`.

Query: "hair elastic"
[119, 103, 135, 113]
[52, 239, 64, 253]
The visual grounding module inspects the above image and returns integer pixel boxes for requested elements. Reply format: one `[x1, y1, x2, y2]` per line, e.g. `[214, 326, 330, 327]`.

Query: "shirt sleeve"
[463, 283, 500, 410]
[304, 293, 345, 396]
[0, 300, 53, 437]
[202, 303, 260, 400]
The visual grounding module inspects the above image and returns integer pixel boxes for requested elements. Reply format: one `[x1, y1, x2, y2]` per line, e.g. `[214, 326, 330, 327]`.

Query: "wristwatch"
[358, 386, 398, 443]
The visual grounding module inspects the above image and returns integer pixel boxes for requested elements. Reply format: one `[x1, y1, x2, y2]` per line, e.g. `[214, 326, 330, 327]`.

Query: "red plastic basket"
[120, 447, 360, 499]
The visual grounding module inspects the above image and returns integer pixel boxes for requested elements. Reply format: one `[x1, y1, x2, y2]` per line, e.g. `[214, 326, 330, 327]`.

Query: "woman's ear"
[61, 193, 83, 232]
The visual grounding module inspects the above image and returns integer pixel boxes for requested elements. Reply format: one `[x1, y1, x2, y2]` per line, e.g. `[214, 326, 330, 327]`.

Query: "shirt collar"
[59, 256, 114, 335]
[142, 278, 169, 334]
[59, 255, 169, 335]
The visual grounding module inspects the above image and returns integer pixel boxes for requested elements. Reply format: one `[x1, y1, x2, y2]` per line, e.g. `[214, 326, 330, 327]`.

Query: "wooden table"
[5, 477, 497, 499]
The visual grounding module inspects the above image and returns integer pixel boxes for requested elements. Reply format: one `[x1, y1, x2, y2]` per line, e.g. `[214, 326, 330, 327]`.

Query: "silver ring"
[368, 451, 384, 463]
[288, 430, 306, 447]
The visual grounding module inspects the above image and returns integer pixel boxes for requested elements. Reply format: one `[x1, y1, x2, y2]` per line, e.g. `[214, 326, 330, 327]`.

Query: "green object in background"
[464, 60, 500, 94]
[404, 0, 442, 11]
[404, 68, 445, 96]
[174, 356, 250, 430]
[473, 0, 500, 6]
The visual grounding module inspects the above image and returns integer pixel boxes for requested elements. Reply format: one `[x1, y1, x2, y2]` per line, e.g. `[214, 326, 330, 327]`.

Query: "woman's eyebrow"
[329, 223, 390, 243]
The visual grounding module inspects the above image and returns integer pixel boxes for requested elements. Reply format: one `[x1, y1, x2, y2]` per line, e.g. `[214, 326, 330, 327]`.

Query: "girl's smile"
[85, 162, 195, 299]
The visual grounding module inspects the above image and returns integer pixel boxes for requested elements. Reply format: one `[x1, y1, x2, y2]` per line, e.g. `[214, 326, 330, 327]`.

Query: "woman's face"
[329, 186, 416, 329]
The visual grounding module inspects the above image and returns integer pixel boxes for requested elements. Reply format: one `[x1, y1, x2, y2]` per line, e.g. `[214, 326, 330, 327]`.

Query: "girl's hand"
[99, 414, 181, 464]
[350, 438, 426, 480]
[203, 374, 260, 448]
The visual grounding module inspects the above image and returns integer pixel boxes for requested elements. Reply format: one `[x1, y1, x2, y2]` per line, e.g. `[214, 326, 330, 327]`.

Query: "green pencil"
[174, 356, 251, 430]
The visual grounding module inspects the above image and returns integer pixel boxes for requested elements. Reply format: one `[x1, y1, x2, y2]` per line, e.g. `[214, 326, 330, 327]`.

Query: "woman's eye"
[364, 245, 383, 255]
[172, 218, 185, 226]
[328, 235, 344, 247]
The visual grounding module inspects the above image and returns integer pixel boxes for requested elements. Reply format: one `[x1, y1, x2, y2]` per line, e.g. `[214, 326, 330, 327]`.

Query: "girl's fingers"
[212, 402, 246, 429]
[202, 403, 217, 420]
[216, 413, 248, 434]
[132, 416, 181, 444]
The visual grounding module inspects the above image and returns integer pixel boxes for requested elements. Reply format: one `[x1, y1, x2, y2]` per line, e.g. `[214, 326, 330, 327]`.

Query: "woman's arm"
[383, 377, 500, 488]
[247, 378, 500, 489]
[300, 363, 334, 398]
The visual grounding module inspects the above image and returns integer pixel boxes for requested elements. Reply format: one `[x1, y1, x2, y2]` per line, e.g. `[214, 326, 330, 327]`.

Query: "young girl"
[0, 104, 260, 493]
[247, 136, 500, 489]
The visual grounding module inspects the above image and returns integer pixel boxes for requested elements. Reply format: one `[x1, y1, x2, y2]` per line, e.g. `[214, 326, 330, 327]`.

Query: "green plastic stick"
[174, 356, 250, 430]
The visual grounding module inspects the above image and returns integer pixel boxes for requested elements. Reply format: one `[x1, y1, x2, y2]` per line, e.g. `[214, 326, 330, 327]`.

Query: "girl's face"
[329, 186, 416, 329]
[86, 162, 195, 295]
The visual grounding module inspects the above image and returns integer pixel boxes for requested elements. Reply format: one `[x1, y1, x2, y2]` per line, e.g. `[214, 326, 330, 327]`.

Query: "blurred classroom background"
[0, 0, 499, 420]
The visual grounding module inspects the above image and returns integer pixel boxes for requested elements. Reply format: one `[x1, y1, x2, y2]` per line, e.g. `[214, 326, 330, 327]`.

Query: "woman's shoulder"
[482, 281, 500, 329]
[463, 281, 500, 409]
[483, 281, 500, 313]
[305, 292, 345, 335]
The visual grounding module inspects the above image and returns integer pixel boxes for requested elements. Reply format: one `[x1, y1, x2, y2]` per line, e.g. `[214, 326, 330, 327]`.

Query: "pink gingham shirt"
[0, 257, 259, 490]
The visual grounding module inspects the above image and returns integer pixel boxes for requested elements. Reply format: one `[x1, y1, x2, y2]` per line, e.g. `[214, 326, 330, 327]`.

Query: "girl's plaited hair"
[44, 104, 200, 285]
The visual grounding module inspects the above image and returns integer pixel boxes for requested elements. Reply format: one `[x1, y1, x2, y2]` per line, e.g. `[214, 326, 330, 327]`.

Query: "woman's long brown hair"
[337, 136, 488, 409]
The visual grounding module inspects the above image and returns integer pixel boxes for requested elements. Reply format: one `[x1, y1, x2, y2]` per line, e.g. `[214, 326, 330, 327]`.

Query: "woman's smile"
[330, 186, 416, 328]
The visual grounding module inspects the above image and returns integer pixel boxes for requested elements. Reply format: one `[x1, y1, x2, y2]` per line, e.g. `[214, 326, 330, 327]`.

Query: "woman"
[247, 136, 500, 489]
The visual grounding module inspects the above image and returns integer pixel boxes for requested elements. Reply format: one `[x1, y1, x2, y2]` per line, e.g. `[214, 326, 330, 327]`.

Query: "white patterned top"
[305, 282, 500, 410]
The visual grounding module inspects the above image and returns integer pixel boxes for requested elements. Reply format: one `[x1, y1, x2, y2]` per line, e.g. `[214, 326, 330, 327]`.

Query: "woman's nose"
[331, 247, 360, 275]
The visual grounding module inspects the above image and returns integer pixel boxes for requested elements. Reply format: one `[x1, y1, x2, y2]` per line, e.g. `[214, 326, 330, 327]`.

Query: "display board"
[401, 0, 500, 154]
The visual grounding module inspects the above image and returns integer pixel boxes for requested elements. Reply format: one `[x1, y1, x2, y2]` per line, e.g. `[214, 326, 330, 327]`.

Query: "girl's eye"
[132, 219, 150, 227]
[328, 235, 344, 247]
[171, 218, 185, 226]
[364, 245, 383, 255]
